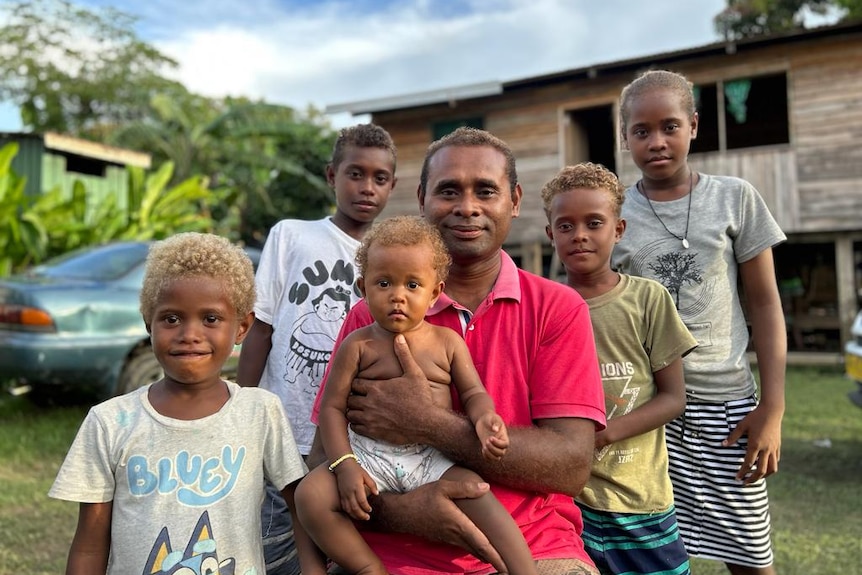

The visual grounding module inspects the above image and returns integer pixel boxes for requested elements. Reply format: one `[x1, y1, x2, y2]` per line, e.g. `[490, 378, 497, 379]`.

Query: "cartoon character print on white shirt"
[283, 284, 353, 393]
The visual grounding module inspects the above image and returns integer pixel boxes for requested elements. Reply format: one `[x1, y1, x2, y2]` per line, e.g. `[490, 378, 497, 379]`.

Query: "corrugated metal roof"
[0, 131, 151, 168]
[44, 132, 151, 168]
[325, 81, 503, 116]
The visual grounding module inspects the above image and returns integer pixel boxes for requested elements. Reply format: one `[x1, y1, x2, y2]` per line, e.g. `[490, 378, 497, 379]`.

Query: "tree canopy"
[0, 0, 184, 135]
[715, 0, 862, 40]
[107, 93, 336, 246]
[0, 0, 338, 246]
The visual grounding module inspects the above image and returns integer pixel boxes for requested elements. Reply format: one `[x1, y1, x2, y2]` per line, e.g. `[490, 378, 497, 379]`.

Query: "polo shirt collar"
[428, 250, 522, 316]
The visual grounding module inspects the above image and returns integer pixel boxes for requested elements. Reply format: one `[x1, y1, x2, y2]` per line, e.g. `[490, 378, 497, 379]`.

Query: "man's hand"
[371, 478, 505, 573]
[723, 403, 782, 484]
[346, 334, 438, 444]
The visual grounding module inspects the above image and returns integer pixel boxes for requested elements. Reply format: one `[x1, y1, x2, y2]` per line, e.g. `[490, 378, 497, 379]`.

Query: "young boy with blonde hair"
[50, 233, 307, 575]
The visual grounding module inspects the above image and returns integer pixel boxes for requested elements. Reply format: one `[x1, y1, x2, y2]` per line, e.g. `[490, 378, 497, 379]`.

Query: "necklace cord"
[639, 171, 693, 245]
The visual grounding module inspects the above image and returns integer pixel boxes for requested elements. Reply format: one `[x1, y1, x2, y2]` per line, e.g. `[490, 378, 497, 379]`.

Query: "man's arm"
[236, 318, 273, 387]
[368, 479, 505, 571]
[347, 335, 595, 497]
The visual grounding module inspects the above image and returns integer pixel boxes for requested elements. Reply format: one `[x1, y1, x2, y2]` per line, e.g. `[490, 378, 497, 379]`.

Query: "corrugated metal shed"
[0, 132, 151, 213]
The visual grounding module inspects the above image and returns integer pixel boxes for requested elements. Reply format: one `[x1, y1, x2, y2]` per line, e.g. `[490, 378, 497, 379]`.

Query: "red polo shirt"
[312, 251, 606, 574]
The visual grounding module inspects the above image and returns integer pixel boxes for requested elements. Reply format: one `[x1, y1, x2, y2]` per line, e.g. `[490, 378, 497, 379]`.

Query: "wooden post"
[835, 236, 858, 347]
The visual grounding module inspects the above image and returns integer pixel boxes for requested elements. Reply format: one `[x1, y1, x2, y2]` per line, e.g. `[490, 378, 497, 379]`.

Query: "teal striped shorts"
[577, 503, 690, 575]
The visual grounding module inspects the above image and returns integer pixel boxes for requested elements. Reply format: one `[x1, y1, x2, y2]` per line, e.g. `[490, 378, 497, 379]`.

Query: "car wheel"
[118, 347, 163, 395]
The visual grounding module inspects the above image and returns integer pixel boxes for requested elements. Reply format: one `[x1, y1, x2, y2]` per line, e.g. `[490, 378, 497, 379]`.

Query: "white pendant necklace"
[639, 171, 693, 249]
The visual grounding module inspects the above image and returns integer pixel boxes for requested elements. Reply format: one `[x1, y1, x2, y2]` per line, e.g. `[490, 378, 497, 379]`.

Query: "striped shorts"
[578, 504, 690, 575]
[665, 395, 774, 568]
[333, 559, 599, 575]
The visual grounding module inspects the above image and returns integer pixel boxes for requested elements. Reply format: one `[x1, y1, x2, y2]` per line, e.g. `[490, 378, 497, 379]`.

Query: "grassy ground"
[1, 366, 860, 575]
[0, 398, 84, 574]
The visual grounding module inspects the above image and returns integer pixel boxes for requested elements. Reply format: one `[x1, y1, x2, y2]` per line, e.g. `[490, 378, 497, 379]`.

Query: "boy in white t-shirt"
[237, 123, 397, 575]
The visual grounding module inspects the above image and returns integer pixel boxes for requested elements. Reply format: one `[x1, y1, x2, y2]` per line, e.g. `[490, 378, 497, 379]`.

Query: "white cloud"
[151, 0, 729, 117]
[0, 0, 733, 131]
[159, 26, 281, 99]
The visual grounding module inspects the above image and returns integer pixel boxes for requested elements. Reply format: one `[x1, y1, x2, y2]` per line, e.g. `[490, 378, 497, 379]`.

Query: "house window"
[432, 117, 484, 141]
[689, 72, 789, 154]
[691, 84, 719, 153]
[64, 153, 106, 177]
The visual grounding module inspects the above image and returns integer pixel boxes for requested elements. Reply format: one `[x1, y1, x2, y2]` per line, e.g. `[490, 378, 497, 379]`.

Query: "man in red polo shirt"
[309, 127, 606, 575]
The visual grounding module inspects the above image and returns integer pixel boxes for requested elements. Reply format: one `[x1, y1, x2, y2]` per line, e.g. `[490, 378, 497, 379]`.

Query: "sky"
[0, 0, 736, 131]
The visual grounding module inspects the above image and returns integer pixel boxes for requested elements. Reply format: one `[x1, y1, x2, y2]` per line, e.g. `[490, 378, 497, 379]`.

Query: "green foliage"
[108, 91, 226, 185]
[30, 183, 116, 258]
[834, 0, 862, 17]
[0, 0, 182, 136]
[0, 143, 47, 274]
[0, 0, 340, 248]
[118, 163, 215, 240]
[226, 110, 335, 245]
[109, 95, 337, 246]
[0, 143, 216, 276]
[714, 0, 862, 39]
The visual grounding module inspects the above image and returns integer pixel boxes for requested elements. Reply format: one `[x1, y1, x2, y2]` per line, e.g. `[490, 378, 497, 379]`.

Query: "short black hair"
[330, 123, 397, 171]
[418, 127, 518, 200]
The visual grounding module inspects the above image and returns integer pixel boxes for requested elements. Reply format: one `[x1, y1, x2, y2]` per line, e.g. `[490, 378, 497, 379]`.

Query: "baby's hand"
[334, 460, 378, 521]
[476, 412, 509, 461]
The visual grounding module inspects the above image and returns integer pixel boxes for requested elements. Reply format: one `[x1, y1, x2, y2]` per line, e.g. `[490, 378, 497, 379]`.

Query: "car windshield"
[29, 243, 150, 281]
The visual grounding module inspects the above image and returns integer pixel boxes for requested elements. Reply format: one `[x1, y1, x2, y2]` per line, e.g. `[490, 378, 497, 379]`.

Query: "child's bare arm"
[319, 336, 361, 465]
[65, 501, 112, 575]
[595, 357, 687, 450]
[473, 411, 509, 460]
[318, 334, 379, 519]
[447, 333, 508, 460]
[236, 318, 273, 386]
[732, 249, 786, 483]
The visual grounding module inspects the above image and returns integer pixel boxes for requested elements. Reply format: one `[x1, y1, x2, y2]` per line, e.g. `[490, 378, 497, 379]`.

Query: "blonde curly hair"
[540, 162, 625, 219]
[139, 232, 256, 322]
[355, 216, 451, 283]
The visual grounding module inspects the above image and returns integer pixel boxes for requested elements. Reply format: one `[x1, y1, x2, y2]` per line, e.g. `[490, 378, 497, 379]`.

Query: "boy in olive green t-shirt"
[542, 163, 697, 575]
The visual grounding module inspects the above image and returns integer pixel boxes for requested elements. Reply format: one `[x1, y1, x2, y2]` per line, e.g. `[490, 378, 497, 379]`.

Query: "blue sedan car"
[0, 241, 260, 403]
